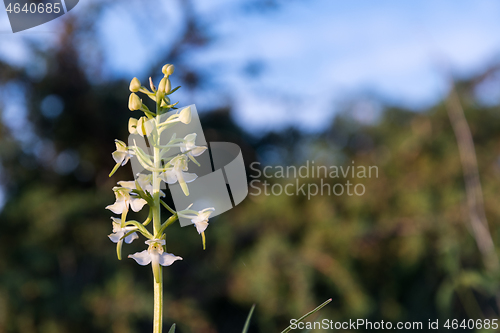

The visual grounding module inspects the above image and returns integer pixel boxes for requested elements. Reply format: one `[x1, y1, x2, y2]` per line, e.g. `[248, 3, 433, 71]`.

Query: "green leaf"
[166, 86, 181, 95]
[168, 323, 176, 333]
[241, 304, 255, 333]
[280, 299, 332, 333]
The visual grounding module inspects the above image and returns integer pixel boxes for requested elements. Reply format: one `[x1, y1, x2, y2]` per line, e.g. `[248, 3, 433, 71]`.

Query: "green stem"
[152, 109, 163, 333]
[153, 268, 163, 333]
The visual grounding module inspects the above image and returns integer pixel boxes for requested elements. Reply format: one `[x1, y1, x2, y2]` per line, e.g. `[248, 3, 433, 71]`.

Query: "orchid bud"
[179, 106, 192, 124]
[162, 64, 174, 76]
[128, 93, 142, 111]
[128, 118, 138, 134]
[158, 77, 167, 94]
[165, 79, 171, 94]
[129, 77, 141, 92]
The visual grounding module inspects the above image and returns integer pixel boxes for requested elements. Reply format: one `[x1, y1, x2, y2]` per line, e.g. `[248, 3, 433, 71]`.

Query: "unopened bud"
[158, 77, 167, 94]
[166, 64, 174, 76]
[165, 64, 170, 75]
[128, 93, 142, 111]
[129, 77, 141, 92]
[128, 118, 138, 134]
[165, 79, 171, 93]
[162, 64, 175, 76]
[179, 106, 191, 124]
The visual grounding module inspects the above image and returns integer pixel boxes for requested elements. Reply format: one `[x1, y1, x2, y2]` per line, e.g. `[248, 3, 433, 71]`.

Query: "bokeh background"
[2, 0, 500, 332]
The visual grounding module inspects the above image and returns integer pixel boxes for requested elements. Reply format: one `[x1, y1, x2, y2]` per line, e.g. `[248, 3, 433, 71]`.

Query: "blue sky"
[1, 0, 500, 132]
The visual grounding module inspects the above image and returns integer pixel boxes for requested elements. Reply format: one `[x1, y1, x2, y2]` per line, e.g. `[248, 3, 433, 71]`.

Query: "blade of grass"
[241, 304, 256, 333]
[168, 323, 176, 333]
[280, 299, 332, 333]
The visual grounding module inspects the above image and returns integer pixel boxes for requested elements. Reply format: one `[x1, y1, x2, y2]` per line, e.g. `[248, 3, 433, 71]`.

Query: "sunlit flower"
[106, 185, 147, 214]
[181, 133, 207, 159]
[178, 205, 215, 234]
[118, 174, 165, 197]
[129, 239, 182, 282]
[112, 140, 134, 166]
[159, 155, 197, 196]
[108, 217, 139, 244]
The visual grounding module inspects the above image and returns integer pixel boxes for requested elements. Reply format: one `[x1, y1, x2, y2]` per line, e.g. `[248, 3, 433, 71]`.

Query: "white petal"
[159, 253, 183, 266]
[190, 146, 207, 157]
[128, 250, 152, 265]
[181, 172, 198, 183]
[117, 181, 136, 189]
[184, 133, 197, 143]
[130, 197, 147, 212]
[160, 170, 178, 184]
[108, 231, 124, 243]
[112, 151, 126, 165]
[194, 221, 209, 234]
[124, 232, 139, 244]
[106, 200, 127, 214]
[121, 154, 131, 166]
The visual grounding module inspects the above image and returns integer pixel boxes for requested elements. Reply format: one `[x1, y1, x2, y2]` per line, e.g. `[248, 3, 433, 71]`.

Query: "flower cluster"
[106, 64, 215, 284]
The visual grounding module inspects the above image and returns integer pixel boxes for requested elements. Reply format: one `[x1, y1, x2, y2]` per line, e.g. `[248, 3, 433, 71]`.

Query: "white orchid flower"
[118, 174, 165, 197]
[159, 155, 197, 196]
[108, 217, 139, 244]
[128, 239, 183, 282]
[178, 205, 215, 234]
[112, 139, 134, 166]
[180, 133, 207, 163]
[105, 184, 147, 214]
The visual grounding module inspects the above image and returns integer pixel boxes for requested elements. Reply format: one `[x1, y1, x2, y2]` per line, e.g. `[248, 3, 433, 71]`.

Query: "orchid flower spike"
[106, 184, 147, 214]
[112, 140, 134, 166]
[128, 239, 183, 283]
[159, 155, 197, 196]
[108, 217, 139, 244]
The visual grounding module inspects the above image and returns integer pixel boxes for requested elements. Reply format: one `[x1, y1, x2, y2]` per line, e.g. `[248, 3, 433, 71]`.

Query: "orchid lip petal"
[159, 253, 183, 266]
[125, 232, 139, 244]
[130, 197, 147, 212]
[128, 250, 152, 265]
[106, 200, 127, 214]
